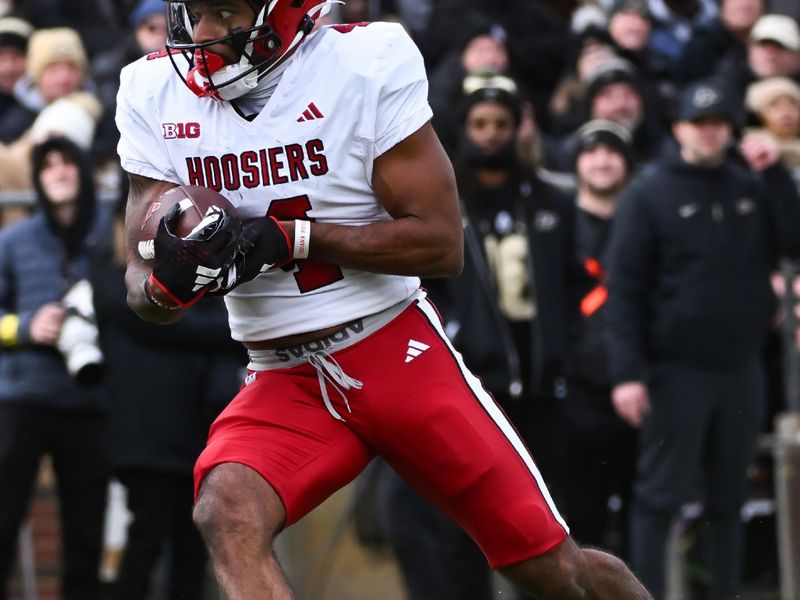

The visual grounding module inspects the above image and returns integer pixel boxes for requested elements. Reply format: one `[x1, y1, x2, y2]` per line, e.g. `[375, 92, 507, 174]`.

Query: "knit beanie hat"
[26, 28, 88, 84]
[573, 118, 635, 171]
[130, 0, 164, 27]
[30, 91, 103, 150]
[0, 17, 33, 53]
[460, 73, 521, 125]
[584, 57, 643, 106]
[609, 0, 651, 19]
[746, 76, 800, 114]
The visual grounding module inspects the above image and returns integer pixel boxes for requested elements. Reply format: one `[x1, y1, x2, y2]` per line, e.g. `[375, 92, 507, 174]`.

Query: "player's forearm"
[288, 218, 463, 277]
[123, 173, 185, 323]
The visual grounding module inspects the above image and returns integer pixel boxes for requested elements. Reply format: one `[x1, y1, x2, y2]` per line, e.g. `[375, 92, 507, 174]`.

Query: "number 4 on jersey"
[267, 196, 344, 293]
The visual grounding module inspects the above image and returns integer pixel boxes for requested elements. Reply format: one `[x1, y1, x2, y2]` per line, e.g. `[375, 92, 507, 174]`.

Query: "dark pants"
[502, 392, 568, 505]
[0, 403, 107, 600]
[630, 360, 764, 600]
[562, 379, 637, 559]
[112, 470, 207, 600]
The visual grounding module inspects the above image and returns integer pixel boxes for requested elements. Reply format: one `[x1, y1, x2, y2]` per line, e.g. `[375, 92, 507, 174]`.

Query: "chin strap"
[186, 48, 261, 100]
[185, 0, 341, 100]
[186, 49, 224, 97]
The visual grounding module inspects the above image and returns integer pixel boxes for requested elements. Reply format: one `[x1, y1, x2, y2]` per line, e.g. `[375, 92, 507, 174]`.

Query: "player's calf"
[498, 538, 652, 600]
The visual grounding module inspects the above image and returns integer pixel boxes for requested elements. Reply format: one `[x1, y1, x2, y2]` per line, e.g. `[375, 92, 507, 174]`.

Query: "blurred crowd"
[0, 0, 800, 599]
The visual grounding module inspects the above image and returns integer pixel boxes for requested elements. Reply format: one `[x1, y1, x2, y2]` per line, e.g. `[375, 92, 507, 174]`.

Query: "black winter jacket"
[564, 209, 614, 390]
[605, 148, 800, 383]
[432, 177, 583, 399]
[91, 255, 245, 474]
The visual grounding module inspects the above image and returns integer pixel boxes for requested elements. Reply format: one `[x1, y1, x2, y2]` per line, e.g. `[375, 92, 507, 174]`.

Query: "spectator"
[376, 74, 582, 600]
[0, 27, 103, 191]
[15, 27, 90, 117]
[0, 135, 111, 600]
[0, 16, 33, 143]
[422, 0, 569, 123]
[646, 0, 718, 76]
[604, 1, 678, 128]
[443, 76, 582, 490]
[746, 76, 800, 167]
[674, 0, 765, 83]
[91, 196, 244, 600]
[0, 90, 103, 190]
[716, 13, 800, 101]
[748, 13, 800, 79]
[549, 26, 618, 134]
[16, 0, 125, 58]
[428, 22, 512, 154]
[562, 119, 637, 559]
[91, 0, 168, 163]
[548, 57, 668, 170]
[605, 80, 800, 600]
[93, 0, 167, 114]
[607, 1, 655, 70]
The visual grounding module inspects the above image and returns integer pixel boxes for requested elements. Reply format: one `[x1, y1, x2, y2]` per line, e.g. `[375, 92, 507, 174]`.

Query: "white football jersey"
[116, 22, 432, 341]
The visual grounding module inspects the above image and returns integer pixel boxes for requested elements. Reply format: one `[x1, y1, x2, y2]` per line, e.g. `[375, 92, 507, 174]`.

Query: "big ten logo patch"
[162, 122, 201, 139]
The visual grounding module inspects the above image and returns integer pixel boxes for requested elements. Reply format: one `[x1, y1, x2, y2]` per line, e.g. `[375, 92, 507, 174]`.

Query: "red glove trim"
[147, 274, 207, 308]
[269, 216, 293, 262]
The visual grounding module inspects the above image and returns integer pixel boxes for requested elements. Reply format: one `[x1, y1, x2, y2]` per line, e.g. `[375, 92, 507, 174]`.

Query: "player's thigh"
[194, 368, 374, 528]
[351, 298, 568, 567]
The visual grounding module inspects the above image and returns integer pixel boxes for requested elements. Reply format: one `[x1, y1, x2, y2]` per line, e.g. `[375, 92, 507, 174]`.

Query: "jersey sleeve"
[115, 61, 181, 183]
[364, 23, 433, 160]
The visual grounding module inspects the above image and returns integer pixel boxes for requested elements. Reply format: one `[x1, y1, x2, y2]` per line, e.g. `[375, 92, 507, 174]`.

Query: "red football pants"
[194, 294, 568, 567]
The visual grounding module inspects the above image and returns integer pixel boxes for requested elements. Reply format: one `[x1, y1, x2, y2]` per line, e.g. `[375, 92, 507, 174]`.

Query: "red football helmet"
[164, 0, 333, 100]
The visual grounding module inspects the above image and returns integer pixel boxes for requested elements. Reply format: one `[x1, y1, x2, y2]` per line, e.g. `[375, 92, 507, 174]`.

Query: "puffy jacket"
[0, 138, 111, 409]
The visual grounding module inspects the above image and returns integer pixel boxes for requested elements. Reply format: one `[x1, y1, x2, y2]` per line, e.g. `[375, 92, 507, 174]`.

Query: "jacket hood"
[31, 135, 96, 258]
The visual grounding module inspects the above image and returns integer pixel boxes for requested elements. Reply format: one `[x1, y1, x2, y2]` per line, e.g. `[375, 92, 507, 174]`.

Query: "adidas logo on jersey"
[297, 102, 324, 122]
[405, 339, 430, 363]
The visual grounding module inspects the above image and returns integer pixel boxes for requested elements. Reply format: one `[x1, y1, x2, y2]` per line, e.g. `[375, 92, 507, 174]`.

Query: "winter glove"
[147, 202, 240, 307]
[207, 216, 292, 295]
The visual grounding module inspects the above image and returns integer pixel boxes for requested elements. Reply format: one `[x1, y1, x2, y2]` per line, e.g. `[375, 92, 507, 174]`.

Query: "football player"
[115, 1, 652, 598]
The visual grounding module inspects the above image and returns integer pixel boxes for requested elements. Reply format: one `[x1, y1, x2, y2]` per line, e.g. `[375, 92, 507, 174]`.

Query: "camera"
[57, 280, 104, 384]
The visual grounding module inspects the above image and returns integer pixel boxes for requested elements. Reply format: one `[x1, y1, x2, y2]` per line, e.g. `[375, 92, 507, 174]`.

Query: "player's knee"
[193, 464, 283, 547]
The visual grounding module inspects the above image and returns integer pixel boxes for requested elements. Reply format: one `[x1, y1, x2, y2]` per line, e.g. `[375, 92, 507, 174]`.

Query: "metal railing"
[0, 188, 119, 208]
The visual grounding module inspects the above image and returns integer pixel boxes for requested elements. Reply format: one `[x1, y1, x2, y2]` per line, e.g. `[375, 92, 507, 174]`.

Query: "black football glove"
[207, 216, 292, 295]
[148, 202, 240, 307]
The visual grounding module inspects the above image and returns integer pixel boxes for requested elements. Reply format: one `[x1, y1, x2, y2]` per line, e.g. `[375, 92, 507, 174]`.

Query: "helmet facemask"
[164, 0, 332, 101]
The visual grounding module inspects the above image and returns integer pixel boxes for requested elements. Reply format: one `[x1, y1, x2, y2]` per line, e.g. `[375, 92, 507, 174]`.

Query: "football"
[136, 185, 239, 261]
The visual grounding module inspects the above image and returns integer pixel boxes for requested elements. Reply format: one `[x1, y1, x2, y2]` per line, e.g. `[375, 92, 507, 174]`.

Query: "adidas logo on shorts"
[405, 339, 430, 363]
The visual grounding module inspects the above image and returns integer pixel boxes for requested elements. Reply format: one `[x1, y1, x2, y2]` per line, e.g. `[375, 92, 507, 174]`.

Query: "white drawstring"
[308, 351, 363, 422]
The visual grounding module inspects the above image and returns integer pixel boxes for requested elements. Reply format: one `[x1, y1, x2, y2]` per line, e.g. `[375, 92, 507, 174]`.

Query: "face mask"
[457, 132, 517, 169]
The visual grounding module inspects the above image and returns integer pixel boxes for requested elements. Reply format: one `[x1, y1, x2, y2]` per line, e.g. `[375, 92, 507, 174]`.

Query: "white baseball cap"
[751, 14, 800, 52]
